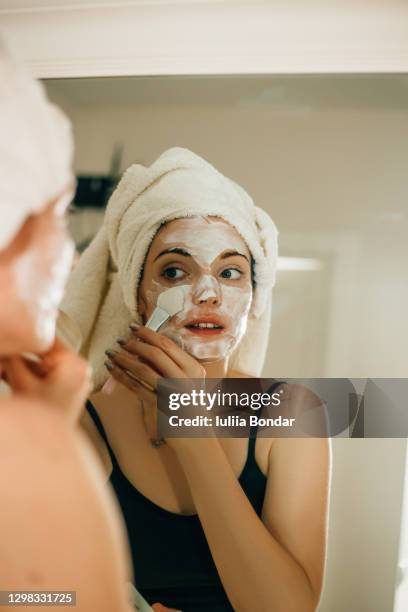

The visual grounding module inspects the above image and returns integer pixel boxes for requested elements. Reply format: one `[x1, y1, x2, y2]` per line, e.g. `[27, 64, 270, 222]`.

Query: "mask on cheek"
[152, 281, 252, 363]
[12, 235, 74, 349]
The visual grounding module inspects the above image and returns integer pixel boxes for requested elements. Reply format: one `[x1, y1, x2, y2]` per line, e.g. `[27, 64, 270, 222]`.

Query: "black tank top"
[86, 399, 270, 612]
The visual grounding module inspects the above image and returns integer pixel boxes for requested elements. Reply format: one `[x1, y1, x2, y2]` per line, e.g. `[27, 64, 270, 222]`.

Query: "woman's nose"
[192, 275, 221, 306]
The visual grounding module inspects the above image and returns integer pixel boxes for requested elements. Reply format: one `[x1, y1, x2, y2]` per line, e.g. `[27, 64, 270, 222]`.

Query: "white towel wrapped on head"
[0, 39, 74, 251]
[61, 147, 278, 389]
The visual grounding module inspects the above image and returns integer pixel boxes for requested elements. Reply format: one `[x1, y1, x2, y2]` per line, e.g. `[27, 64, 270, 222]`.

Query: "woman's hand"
[104, 324, 206, 445]
[1, 338, 92, 424]
[152, 604, 182, 612]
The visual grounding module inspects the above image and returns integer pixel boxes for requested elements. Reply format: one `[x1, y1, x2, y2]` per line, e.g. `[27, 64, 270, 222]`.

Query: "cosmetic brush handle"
[145, 306, 170, 332]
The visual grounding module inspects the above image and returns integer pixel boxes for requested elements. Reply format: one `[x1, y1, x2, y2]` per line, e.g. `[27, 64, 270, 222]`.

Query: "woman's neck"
[203, 358, 229, 378]
[202, 358, 252, 380]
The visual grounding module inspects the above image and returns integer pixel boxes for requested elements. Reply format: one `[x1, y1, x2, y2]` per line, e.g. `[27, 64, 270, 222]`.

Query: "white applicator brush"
[102, 286, 186, 395]
[144, 286, 185, 331]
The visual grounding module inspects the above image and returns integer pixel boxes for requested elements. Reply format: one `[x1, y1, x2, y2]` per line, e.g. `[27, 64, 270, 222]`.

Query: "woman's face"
[0, 191, 74, 354]
[138, 216, 253, 362]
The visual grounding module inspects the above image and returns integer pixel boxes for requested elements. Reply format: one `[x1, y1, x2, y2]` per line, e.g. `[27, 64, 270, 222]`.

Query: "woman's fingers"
[41, 337, 69, 365]
[22, 357, 48, 378]
[128, 325, 205, 377]
[105, 351, 161, 389]
[152, 604, 182, 612]
[105, 359, 156, 402]
[3, 353, 91, 423]
[115, 339, 184, 378]
[104, 323, 206, 402]
[3, 356, 39, 392]
[47, 350, 92, 418]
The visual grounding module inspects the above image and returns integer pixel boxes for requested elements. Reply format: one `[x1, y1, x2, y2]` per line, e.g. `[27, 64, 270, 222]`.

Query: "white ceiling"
[45, 74, 408, 111]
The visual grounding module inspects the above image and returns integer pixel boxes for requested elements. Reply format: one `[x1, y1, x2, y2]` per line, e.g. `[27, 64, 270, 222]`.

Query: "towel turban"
[0, 39, 74, 250]
[61, 147, 278, 389]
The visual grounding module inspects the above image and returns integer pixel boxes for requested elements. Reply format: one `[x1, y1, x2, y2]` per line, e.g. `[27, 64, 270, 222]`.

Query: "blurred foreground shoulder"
[0, 396, 134, 612]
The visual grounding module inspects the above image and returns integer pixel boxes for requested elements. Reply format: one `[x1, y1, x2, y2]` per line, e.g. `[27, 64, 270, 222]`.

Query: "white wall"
[322, 439, 406, 612]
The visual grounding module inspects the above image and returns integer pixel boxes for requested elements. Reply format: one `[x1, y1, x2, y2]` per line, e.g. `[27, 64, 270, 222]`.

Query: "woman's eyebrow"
[220, 250, 250, 262]
[154, 247, 191, 261]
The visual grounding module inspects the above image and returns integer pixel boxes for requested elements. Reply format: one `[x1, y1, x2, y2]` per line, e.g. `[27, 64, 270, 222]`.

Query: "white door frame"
[1, 1, 408, 79]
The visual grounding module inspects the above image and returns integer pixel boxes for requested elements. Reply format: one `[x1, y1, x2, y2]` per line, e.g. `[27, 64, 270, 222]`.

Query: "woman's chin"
[10, 306, 56, 355]
[185, 339, 237, 363]
[31, 312, 57, 353]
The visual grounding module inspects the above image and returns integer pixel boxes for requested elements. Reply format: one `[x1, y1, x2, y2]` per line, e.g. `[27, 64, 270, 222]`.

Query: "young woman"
[62, 148, 330, 612]
[0, 42, 140, 612]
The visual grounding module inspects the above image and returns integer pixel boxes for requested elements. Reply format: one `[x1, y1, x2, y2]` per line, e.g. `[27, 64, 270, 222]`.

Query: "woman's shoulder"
[0, 395, 68, 439]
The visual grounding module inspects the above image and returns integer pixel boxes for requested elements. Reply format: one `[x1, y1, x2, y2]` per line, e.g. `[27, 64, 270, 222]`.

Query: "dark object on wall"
[73, 175, 117, 209]
[73, 143, 124, 209]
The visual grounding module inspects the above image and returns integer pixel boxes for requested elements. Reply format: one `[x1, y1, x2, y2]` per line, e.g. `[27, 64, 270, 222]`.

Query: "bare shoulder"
[265, 436, 331, 510]
[0, 396, 118, 534]
[0, 396, 69, 449]
[0, 396, 106, 488]
[269, 436, 331, 466]
[0, 397, 133, 611]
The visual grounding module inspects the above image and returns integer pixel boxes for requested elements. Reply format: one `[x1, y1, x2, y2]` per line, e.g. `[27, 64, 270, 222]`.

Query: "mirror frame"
[1, 0, 408, 79]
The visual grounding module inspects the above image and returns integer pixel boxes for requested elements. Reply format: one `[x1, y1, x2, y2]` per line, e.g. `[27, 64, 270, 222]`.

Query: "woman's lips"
[185, 326, 225, 336]
[183, 316, 226, 336]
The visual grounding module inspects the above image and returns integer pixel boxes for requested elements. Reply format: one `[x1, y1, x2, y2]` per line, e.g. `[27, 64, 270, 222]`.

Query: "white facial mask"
[12, 230, 74, 350]
[144, 217, 253, 362]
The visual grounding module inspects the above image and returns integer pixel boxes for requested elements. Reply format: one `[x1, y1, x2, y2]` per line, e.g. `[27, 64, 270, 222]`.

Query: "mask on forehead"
[141, 216, 253, 362]
[159, 216, 242, 267]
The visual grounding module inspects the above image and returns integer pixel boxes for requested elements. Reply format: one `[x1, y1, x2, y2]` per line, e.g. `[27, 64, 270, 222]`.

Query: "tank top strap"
[246, 380, 284, 462]
[85, 400, 119, 469]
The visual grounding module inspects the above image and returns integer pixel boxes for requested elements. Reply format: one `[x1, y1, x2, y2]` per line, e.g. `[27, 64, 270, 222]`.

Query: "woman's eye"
[162, 267, 186, 280]
[220, 268, 242, 280]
